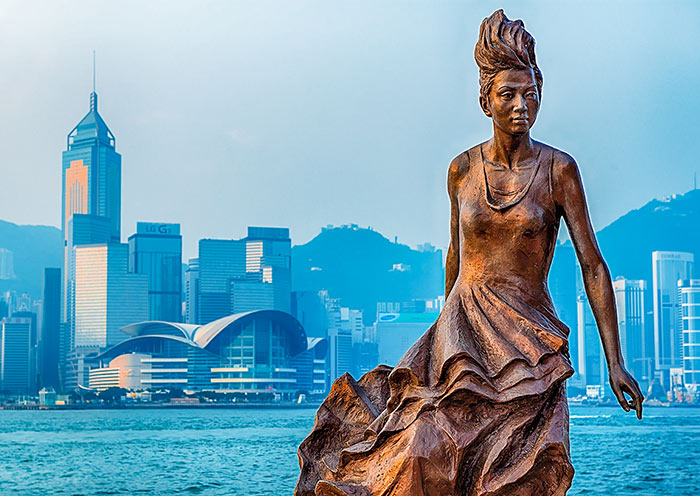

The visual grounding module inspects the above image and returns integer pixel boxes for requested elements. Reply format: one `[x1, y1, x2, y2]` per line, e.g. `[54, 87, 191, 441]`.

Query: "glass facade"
[73, 244, 149, 348]
[0, 318, 32, 393]
[128, 223, 182, 322]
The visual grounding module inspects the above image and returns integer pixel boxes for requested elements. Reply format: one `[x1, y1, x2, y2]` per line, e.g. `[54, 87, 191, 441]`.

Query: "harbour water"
[0, 405, 697, 495]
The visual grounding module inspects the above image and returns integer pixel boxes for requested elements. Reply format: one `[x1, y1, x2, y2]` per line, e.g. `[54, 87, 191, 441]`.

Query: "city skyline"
[2, 2, 700, 261]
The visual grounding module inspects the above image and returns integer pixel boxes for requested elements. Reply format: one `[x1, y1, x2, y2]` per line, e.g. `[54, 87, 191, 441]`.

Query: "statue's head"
[475, 10, 542, 135]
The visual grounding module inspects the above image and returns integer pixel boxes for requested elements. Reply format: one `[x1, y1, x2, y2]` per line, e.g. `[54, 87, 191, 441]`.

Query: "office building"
[62, 89, 122, 325]
[652, 251, 694, 382]
[375, 302, 438, 368]
[1, 318, 32, 393]
[680, 279, 700, 389]
[128, 222, 182, 322]
[73, 243, 148, 348]
[197, 239, 246, 324]
[612, 278, 649, 389]
[191, 227, 292, 325]
[244, 227, 292, 313]
[40, 268, 61, 390]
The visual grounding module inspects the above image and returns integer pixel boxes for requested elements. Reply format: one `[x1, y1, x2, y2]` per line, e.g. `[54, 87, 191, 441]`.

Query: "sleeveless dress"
[295, 143, 575, 496]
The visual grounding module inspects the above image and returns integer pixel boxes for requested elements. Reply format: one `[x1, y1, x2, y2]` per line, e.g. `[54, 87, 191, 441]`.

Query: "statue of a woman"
[295, 10, 643, 496]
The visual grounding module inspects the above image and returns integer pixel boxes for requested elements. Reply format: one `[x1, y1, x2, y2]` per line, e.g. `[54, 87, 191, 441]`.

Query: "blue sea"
[0, 405, 697, 495]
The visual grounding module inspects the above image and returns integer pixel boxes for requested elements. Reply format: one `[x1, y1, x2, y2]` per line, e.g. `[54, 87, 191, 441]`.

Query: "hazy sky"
[1, 1, 699, 259]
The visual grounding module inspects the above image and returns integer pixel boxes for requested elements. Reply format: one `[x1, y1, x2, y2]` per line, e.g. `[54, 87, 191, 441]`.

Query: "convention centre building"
[88, 310, 328, 398]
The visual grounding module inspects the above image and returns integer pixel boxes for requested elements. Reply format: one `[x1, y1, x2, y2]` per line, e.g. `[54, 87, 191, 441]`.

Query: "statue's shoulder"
[448, 144, 481, 184]
[536, 141, 578, 172]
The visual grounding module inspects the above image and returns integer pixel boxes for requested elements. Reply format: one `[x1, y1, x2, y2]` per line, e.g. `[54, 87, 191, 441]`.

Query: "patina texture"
[296, 10, 643, 496]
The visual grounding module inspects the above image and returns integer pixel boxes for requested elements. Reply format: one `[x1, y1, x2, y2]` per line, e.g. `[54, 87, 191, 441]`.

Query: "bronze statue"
[295, 10, 643, 496]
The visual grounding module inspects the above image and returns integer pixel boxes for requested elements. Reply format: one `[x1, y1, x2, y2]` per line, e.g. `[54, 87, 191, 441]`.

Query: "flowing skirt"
[296, 284, 575, 496]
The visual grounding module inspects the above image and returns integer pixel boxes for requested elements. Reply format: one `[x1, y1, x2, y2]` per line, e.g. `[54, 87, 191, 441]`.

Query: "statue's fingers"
[611, 383, 629, 412]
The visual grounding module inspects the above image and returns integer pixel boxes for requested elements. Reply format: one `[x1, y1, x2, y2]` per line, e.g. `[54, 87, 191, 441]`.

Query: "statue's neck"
[488, 129, 535, 169]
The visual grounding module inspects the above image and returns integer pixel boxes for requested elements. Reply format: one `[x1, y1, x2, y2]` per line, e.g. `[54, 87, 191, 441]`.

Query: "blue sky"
[0, 1, 698, 259]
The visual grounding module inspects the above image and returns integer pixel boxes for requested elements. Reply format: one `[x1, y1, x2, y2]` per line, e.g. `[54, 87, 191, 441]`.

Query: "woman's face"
[480, 68, 540, 136]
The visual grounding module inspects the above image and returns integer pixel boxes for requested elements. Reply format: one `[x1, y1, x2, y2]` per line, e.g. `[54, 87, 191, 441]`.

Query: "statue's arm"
[552, 152, 643, 418]
[445, 154, 466, 299]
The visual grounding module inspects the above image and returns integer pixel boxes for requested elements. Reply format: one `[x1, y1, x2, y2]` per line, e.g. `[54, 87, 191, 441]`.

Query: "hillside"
[291, 225, 444, 324]
[0, 220, 62, 297]
[594, 189, 700, 282]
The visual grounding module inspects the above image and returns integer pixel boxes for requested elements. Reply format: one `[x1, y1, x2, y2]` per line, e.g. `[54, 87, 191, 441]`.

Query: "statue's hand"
[609, 365, 644, 419]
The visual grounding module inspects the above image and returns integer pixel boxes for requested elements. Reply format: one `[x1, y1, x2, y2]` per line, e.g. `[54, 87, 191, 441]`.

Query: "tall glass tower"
[61, 90, 122, 323]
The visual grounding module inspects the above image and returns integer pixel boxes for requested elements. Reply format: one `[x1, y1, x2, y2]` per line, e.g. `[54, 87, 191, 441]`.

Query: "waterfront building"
[128, 222, 182, 322]
[88, 353, 152, 391]
[680, 279, 700, 390]
[375, 305, 438, 368]
[577, 293, 607, 391]
[652, 251, 694, 383]
[40, 268, 61, 390]
[94, 310, 325, 398]
[184, 258, 200, 324]
[613, 278, 650, 389]
[0, 318, 32, 393]
[11, 310, 38, 393]
[62, 89, 122, 327]
[0, 248, 16, 280]
[73, 243, 148, 348]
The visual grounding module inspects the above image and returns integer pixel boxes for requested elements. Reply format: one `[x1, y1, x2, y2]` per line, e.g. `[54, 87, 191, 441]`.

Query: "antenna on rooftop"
[92, 50, 96, 93]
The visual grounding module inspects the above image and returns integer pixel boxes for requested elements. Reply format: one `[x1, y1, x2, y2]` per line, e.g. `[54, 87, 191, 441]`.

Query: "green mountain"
[291, 225, 444, 324]
[0, 220, 62, 298]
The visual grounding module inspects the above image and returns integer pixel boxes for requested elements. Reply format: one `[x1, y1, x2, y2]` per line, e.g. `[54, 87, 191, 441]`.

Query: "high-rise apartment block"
[652, 251, 694, 382]
[128, 222, 182, 322]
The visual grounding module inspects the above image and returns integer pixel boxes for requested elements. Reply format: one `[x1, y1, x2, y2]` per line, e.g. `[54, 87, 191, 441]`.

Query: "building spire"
[90, 50, 97, 111]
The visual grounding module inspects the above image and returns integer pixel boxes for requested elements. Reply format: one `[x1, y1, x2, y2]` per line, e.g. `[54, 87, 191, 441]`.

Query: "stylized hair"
[474, 10, 543, 100]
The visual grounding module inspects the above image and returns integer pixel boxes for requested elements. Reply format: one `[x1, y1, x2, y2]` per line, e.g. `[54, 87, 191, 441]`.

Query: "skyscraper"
[244, 227, 292, 313]
[0, 318, 32, 393]
[197, 239, 246, 324]
[128, 223, 182, 322]
[185, 258, 200, 324]
[193, 227, 292, 324]
[652, 251, 694, 382]
[679, 279, 700, 389]
[61, 89, 121, 325]
[612, 277, 649, 388]
[73, 243, 148, 348]
[40, 268, 61, 390]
